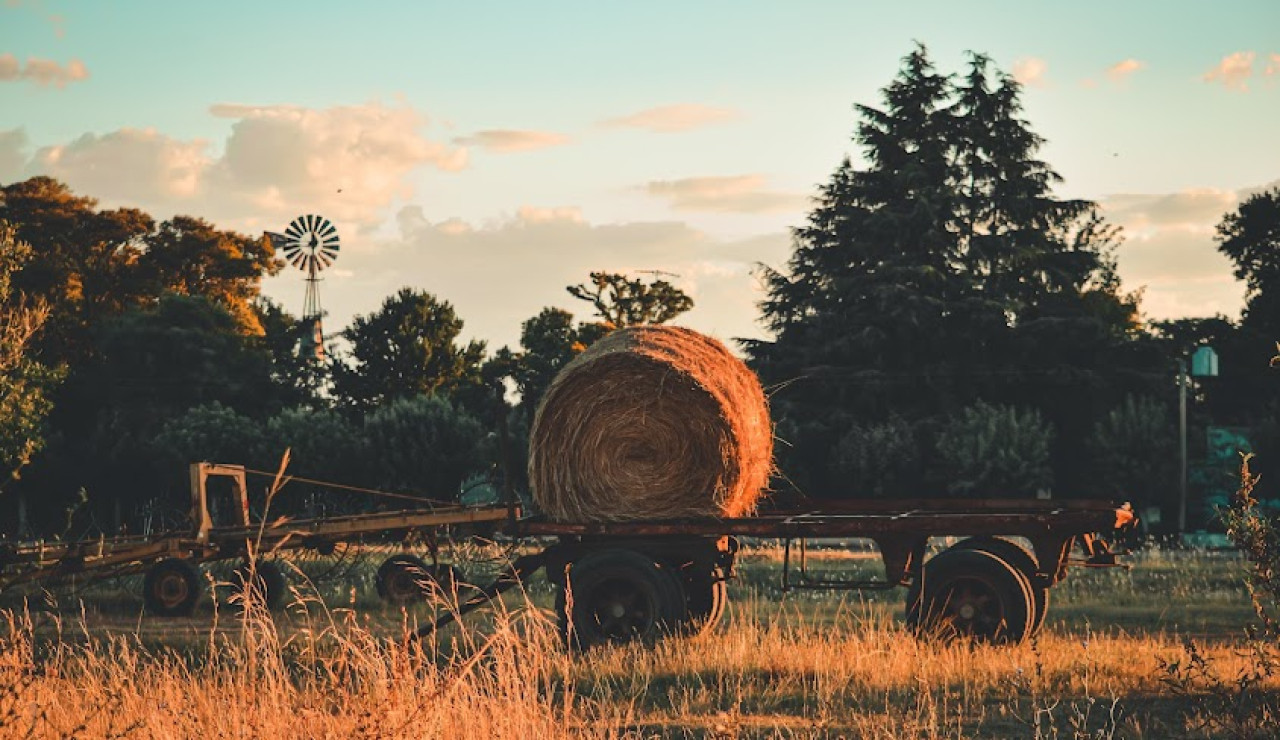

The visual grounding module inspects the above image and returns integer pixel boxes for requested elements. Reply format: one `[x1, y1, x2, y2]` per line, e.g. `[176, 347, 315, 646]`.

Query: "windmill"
[266, 214, 340, 361]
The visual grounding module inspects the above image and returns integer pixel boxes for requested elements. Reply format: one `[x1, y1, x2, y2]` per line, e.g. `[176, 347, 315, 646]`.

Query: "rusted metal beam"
[520, 506, 1131, 539]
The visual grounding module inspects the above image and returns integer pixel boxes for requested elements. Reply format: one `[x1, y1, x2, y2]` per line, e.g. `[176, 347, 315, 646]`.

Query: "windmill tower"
[267, 214, 340, 361]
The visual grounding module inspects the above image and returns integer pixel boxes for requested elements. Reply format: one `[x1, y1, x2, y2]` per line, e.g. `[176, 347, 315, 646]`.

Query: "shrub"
[364, 395, 489, 502]
[1086, 394, 1177, 513]
[830, 416, 921, 497]
[935, 400, 1053, 497]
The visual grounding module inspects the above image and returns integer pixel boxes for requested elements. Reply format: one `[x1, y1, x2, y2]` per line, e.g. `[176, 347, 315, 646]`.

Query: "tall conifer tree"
[750, 45, 1153, 498]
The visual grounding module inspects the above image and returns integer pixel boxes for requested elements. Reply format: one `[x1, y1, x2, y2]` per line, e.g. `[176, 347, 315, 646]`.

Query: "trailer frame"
[426, 498, 1135, 647]
[0, 463, 511, 613]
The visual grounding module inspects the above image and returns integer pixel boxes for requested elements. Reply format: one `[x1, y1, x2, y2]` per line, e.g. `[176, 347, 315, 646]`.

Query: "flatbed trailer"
[0, 463, 510, 615]
[430, 497, 1135, 647]
[2, 460, 1136, 647]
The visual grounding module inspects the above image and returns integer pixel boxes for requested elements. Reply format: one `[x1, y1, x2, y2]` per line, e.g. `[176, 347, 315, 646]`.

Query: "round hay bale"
[529, 325, 772, 522]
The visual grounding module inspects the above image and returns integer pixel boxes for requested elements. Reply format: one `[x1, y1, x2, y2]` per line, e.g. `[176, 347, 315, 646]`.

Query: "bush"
[1087, 394, 1177, 514]
[364, 395, 489, 502]
[830, 416, 921, 497]
[263, 408, 368, 514]
[153, 402, 266, 473]
[935, 401, 1053, 497]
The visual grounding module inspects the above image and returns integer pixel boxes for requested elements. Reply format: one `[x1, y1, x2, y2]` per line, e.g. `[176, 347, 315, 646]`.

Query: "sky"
[2, 0, 1278, 351]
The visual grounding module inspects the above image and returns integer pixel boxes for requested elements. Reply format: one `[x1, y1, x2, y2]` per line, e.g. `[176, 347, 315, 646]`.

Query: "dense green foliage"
[1086, 395, 1178, 516]
[332, 287, 486, 412]
[935, 401, 1054, 497]
[363, 395, 489, 501]
[829, 416, 921, 498]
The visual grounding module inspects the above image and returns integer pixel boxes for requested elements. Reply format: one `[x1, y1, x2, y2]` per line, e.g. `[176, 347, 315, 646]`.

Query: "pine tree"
[750, 45, 1155, 498]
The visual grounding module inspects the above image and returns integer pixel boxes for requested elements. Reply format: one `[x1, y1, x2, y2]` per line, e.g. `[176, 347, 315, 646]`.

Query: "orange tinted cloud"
[600, 104, 739, 133]
[1012, 57, 1048, 88]
[0, 53, 88, 87]
[452, 129, 570, 153]
[1203, 51, 1255, 91]
[1106, 58, 1145, 82]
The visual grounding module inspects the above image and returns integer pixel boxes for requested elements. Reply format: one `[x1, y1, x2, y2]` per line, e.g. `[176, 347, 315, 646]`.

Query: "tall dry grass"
[2, 578, 1277, 738]
[1, 538, 1277, 738]
[0, 591, 633, 739]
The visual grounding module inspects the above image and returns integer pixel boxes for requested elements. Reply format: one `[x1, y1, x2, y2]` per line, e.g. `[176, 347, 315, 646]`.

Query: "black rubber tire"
[143, 558, 202, 617]
[232, 560, 288, 610]
[905, 548, 1033, 645]
[557, 549, 688, 648]
[681, 569, 728, 635]
[375, 554, 459, 603]
[951, 536, 1050, 636]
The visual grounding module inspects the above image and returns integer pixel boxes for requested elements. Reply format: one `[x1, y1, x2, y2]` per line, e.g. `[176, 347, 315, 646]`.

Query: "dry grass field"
[2, 543, 1277, 739]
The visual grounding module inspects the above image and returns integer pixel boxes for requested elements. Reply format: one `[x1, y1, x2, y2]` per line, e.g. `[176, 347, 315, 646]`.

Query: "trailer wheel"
[557, 549, 688, 648]
[376, 554, 459, 603]
[905, 548, 1033, 645]
[143, 558, 202, 617]
[232, 560, 288, 610]
[950, 536, 1050, 636]
[681, 569, 728, 635]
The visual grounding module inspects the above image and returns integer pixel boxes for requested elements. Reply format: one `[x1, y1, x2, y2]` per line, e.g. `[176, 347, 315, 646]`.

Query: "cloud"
[1104, 188, 1239, 232]
[1203, 51, 1255, 91]
[1012, 57, 1048, 88]
[1100, 185, 1271, 320]
[1266, 53, 1280, 77]
[285, 204, 792, 349]
[599, 104, 739, 133]
[32, 128, 210, 201]
[451, 129, 570, 153]
[1106, 58, 1144, 82]
[644, 174, 807, 214]
[0, 127, 27, 183]
[208, 102, 466, 227]
[11, 101, 467, 234]
[0, 53, 88, 87]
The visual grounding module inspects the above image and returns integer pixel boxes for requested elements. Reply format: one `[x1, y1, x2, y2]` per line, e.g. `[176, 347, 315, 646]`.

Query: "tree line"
[3, 44, 1278, 537]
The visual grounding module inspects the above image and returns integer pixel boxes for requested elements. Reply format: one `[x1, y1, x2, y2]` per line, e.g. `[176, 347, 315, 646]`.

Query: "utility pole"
[1177, 359, 1188, 533]
[1178, 345, 1219, 534]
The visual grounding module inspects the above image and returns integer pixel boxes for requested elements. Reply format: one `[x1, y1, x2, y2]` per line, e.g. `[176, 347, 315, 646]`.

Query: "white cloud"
[289, 204, 791, 349]
[208, 102, 466, 228]
[452, 129, 570, 153]
[0, 127, 27, 183]
[1203, 51, 1255, 91]
[599, 104, 739, 133]
[1012, 57, 1048, 88]
[1102, 186, 1262, 320]
[1104, 188, 1239, 233]
[1106, 58, 1144, 82]
[0, 53, 88, 87]
[644, 174, 807, 214]
[11, 101, 467, 235]
[33, 128, 210, 202]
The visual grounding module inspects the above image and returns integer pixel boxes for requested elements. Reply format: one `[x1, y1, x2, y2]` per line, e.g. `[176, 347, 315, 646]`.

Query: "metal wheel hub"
[588, 579, 654, 638]
[943, 579, 1001, 633]
[157, 575, 189, 606]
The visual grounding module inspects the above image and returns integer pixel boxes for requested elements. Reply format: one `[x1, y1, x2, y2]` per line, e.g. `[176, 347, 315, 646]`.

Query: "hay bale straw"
[529, 325, 772, 521]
